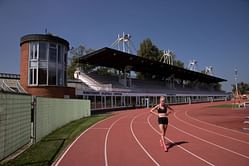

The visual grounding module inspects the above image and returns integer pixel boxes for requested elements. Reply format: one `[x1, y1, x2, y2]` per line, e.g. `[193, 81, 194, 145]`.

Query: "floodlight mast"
[111, 33, 137, 87]
[205, 66, 214, 76]
[188, 60, 198, 71]
[111, 32, 135, 54]
[235, 68, 239, 97]
[160, 50, 175, 65]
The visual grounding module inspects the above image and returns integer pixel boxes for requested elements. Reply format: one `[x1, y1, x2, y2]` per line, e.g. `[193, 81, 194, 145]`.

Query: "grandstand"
[69, 47, 228, 110]
[0, 73, 26, 93]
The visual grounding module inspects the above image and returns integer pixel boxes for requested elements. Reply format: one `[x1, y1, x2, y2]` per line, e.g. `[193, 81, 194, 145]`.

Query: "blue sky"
[0, 0, 248, 92]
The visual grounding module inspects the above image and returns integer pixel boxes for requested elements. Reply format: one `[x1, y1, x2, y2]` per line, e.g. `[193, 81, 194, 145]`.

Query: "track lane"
[133, 111, 214, 165]
[104, 115, 128, 166]
[186, 108, 249, 138]
[184, 110, 249, 143]
[106, 110, 157, 166]
[148, 114, 249, 166]
[54, 113, 127, 166]
[147, 114, 217, 165]
[166, 108, 249, 165]
[174, 105, 249, 153]
[54, 102, 249, 166]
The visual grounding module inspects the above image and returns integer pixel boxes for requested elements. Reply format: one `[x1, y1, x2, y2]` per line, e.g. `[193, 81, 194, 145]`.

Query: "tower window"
[28, 42, 67, 86]
[30, 42, 38, 60]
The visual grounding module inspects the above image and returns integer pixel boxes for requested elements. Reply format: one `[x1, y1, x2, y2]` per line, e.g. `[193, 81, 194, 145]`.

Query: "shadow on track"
[167, 141, 188, 150]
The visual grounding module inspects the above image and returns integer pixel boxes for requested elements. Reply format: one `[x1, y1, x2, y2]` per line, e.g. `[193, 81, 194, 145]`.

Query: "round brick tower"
[20, 34, 75, 98]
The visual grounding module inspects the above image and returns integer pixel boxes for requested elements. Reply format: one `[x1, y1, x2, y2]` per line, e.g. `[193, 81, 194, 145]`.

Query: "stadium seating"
[73, 71, 225, 95]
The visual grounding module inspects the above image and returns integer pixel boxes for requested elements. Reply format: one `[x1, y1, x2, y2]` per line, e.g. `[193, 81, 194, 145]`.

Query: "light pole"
[234, 68, 238, 97]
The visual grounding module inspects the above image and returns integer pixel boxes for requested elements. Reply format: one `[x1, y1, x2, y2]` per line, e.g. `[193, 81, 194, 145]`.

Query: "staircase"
[74, 70, 112, 91]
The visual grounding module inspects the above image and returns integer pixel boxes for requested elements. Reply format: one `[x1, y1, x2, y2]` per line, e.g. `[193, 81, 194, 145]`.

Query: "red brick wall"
[26, 86, 75, 98]
[20, 43, 29, 90]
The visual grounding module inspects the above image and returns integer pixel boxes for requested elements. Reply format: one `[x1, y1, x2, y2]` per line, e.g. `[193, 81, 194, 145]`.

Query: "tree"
[137, 38, 185, 67]
[174, 60, 184, 68]
[232, 82, 249, 94]
[136, 38, 162, 79]
[67, 45, 95, 79]
[137, 38, 187, 79]
[137, 38, 162, 61]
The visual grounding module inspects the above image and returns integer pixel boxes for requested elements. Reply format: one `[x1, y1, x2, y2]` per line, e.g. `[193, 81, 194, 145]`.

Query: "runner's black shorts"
[158, 117, 168, 125]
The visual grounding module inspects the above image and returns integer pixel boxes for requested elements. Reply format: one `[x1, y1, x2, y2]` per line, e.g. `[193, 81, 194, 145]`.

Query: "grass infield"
[2, 114, 110, 166]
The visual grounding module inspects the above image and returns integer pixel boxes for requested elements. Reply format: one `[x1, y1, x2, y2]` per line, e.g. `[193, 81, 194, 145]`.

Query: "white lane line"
[172, 112, 249, 160]
[104, 115, 127, 166]
[130, 114, 160, 166]
[91, 127, 109, 130]
[53, 115, 114, 166]
[147, 115, 215, 166]
[185, 109, 249, 136]
[179, 111, 249, 145]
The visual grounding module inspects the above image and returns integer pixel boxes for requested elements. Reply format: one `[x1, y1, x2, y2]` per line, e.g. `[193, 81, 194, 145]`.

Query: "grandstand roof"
[0, 73, 20, 79]
[78, 47, 226, 83]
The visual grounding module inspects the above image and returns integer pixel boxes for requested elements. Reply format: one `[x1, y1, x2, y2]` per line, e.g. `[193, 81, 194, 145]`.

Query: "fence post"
[31, 96, 37, 143]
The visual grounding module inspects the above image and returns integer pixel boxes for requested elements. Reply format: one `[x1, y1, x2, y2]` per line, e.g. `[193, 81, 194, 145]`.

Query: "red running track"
[53, 102, 249, 166]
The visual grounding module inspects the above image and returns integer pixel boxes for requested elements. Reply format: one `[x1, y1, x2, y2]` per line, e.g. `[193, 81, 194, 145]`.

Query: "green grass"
[209, 104, 239, 108]
[2, 114, 110, 166]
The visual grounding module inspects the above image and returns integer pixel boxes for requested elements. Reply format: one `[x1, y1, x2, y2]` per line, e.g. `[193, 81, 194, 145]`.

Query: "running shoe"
[164, 145, 168, 152]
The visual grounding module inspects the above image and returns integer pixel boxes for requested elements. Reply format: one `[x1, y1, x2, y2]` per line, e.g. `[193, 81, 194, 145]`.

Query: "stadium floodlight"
[205, 66, 214, 76]
[160, 50, 175, 65]
[234, 68, 239, 96]
[111, 32, 136, 54]
[188, 60, 198, 71]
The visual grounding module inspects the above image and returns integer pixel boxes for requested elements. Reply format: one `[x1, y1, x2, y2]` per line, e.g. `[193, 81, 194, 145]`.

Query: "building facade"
[20, 34, 75, 98]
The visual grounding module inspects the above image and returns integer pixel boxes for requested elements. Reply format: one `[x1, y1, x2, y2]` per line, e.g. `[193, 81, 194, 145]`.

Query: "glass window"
[39, 61, 47, 68]
[39, 42, 48, 60]
[50, 43, 56, 48]
[48, 64, 56, 85]
[106, 96, 112, 108]
[29, 69, 33, 84]
[30, 61, 38, 68]
[28, 41, 67, 86]
[29, 68, 37, 85]
[58, 45, 63, 64]
[34, 68, 37, 84]
[64, 47, 67, 64]
[116, 96, 121, 107]
[38, 68, 47, 85]
[57, 69, 64, 85]
[30, 42, 38, 60]
[96, 96, 102, 109]
[49, 43, 57, 63]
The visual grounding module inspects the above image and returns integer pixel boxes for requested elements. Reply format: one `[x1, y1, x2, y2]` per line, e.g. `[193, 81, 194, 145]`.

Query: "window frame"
[28, 42, 67, 86]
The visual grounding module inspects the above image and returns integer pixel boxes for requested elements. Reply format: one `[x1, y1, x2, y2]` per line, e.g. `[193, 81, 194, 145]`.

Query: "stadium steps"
[74, 70, 112, 91]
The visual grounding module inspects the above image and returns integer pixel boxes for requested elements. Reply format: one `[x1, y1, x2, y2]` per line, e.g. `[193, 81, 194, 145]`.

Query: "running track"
[53, 102, 249, 166]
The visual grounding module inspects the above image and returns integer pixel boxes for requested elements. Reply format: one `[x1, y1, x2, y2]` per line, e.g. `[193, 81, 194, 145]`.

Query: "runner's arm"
[167, 105, 174, 115]
[150, 105, 159, 116]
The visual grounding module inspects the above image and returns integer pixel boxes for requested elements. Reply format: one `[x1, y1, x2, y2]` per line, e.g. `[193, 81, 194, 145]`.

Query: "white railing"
[17, 81, 27, 93]
[1, 80, 16, 92]
[74, 70, 112, 91]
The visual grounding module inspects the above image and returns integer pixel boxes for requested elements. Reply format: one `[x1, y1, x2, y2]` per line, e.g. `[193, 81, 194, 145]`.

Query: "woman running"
[150, 96, 174, 152]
